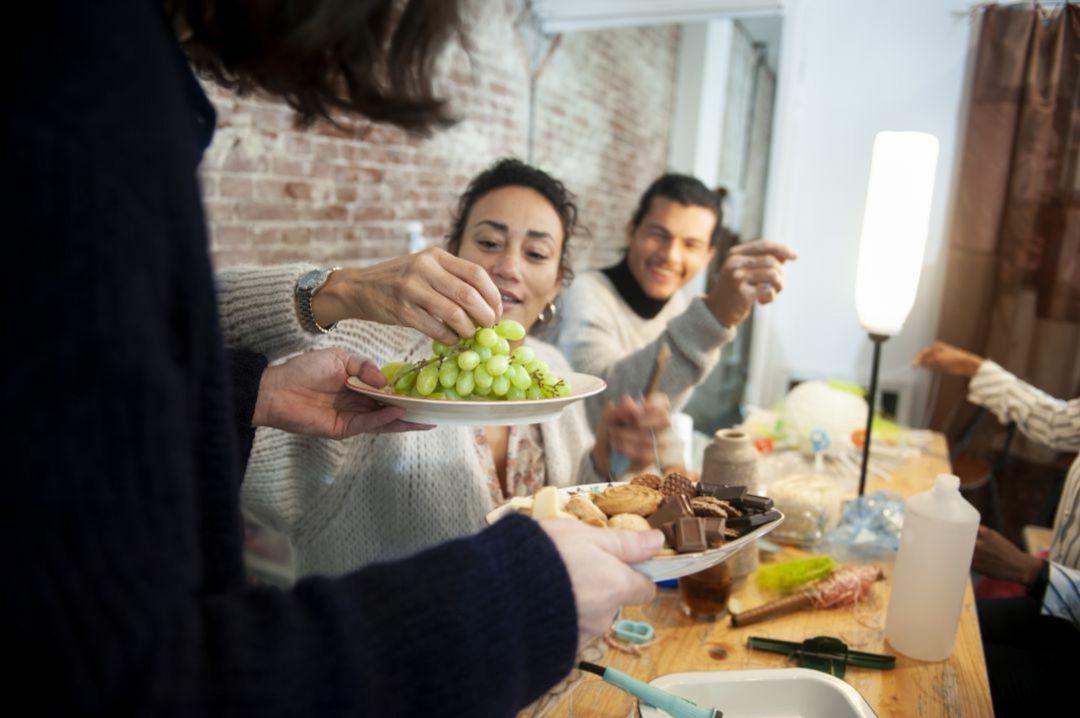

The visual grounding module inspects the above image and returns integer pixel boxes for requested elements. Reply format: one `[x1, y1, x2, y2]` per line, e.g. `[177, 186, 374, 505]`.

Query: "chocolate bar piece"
[647, 494, 693, 529]
[726, 509, 782, 530]
[697, 482, 747, 502]
[675, 516, 707, 553]
[701, 517, 726, 548]
[740, 494, 774, 512]
[659, 521, 677, 547]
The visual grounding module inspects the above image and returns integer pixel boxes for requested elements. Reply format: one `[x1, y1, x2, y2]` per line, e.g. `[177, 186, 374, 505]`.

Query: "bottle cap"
[933, 473, 960, 494]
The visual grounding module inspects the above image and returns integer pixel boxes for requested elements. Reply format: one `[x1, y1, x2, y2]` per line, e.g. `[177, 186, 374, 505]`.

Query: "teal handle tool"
[578, 662, 721, 718]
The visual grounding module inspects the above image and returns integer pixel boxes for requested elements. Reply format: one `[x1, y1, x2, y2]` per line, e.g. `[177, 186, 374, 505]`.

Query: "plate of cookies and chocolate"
[486, 472, 785, 582]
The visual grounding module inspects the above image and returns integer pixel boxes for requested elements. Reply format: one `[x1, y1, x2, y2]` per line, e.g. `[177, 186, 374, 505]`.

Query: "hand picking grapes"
[380, 319, 573, 401]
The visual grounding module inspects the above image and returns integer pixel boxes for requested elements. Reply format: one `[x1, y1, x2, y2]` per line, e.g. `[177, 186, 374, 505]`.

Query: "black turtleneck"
[602, 256, 671, 319]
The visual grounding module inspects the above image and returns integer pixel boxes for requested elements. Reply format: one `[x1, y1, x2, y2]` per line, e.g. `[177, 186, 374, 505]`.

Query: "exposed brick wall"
[532, 26, 680, 269]
[202, 3, 679, 277]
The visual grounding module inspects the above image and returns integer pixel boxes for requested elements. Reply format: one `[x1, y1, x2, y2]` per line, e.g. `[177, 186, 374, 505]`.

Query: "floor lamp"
[853, 131, 939, 496]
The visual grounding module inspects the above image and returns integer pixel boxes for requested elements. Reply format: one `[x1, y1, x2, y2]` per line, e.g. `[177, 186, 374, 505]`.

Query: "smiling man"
[556, 174, 797, 427]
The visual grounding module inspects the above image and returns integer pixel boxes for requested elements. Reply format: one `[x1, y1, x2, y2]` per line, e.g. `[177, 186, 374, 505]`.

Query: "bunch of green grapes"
[380, 319, 571, 401]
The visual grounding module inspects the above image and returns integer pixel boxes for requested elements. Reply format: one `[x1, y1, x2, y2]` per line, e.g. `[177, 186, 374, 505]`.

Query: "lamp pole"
[858, 333, 889, 497]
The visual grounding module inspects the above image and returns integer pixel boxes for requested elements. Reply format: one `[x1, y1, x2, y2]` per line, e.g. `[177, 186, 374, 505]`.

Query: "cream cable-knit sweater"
[555, 269, 735, 427]
[217, 264, 598, 576]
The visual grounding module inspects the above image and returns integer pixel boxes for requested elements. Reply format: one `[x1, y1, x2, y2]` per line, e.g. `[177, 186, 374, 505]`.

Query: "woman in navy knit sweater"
[2, 1, 661, 714]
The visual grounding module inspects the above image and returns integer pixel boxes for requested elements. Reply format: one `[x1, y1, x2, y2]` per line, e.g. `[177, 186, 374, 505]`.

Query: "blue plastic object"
[820, 490, 905, 561]
[809, 429, 830, 453]
[613, 619, 655, 644]
[609, 447, 631, 480]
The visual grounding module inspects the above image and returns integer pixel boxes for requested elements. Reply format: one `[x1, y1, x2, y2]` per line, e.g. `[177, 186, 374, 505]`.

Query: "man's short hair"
[630, 174, 724, 247]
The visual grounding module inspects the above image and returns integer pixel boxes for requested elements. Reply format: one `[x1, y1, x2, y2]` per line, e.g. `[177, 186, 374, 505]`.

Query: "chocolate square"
[726, 509, 782, 530]
[647, 494, 693, 529]
[698, 482, 747, 501]
[701, 517, 726, 548]
[659, 521, 677, 548]
[675, 516, 707, 553]
[740, 494, 774, 512]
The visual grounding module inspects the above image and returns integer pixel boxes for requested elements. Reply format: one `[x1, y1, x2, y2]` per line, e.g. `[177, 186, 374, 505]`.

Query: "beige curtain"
[931, 3, 1080, 463]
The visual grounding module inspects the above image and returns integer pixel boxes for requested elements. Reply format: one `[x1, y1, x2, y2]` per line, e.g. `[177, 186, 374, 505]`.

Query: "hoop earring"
[537, 302, 557, 324]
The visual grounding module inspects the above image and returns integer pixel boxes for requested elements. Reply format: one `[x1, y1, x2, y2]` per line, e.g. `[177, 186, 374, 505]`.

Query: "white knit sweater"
[555, 269, 735, 427]
[217, 264, 598, 576]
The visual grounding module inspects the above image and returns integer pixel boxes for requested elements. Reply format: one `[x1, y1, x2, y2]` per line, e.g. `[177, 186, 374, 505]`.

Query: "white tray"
[639, 668, 878, 718]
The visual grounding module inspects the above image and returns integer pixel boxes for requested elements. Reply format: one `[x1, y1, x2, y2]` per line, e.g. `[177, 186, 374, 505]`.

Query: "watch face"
[299, 269, 328, 293]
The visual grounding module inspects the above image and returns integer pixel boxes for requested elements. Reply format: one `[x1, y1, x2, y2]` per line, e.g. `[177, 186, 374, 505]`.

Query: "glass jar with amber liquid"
[678, 560, 733, 621]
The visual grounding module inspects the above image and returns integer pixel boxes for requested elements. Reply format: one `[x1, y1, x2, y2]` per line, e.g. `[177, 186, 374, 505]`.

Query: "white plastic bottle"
[885, 473, 979, 661]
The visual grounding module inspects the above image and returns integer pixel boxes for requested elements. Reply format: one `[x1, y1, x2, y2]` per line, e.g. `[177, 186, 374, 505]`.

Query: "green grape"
[510, 365, 531, 390]
[456, 350, 480, 371]
[474, 365, 493, 388]
[495, 319, 526, 341]
[416, 364, 439, 396]
[455, 370, 475, 397]
[383, 322, 570, 402]
[438, 361, 459, 388]
[510, 346, 535, 365]
[485, 355, 509, 376]
[380, 361, 411, 383]
[393, 370, 416, 393]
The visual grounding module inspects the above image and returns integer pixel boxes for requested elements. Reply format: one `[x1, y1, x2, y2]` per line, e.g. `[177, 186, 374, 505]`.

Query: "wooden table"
[524, 434, 993, 717]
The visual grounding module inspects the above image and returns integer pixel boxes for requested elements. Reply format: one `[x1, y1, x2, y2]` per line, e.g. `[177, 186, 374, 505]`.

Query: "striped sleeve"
[1043, 561, 1080, 629]
[216, 263, 320, 359]
[968, 360, 1080, 452]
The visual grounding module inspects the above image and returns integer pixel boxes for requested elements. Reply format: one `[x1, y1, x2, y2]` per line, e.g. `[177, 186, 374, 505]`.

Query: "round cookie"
[690, 496, 729, 518]
[630, 473, 663, 491]
[608, 513, 651, 531]
[660, 472, 695, 498]
[566, 494, 608, 527]
[593, 484, 664, 517]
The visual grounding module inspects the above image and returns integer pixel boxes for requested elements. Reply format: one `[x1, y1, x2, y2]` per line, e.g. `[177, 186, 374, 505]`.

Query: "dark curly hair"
[445, 158, 581, 284]
[630, 173, 724, 247]
[169, 0, 464, 132]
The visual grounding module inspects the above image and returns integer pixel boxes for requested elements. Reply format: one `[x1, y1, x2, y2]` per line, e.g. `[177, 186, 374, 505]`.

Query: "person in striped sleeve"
[915, 340, 1079, 715]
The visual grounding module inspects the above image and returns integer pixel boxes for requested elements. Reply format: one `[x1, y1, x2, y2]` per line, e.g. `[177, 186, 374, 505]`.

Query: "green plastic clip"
[748, 635, 895, 678]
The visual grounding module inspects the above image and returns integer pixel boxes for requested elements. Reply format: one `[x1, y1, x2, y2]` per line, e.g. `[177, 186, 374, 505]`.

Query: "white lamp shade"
[854, 131, 939, 336]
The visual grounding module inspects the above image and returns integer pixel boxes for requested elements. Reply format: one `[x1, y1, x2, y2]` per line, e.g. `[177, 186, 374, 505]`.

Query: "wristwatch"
[295, 267, 340, 334]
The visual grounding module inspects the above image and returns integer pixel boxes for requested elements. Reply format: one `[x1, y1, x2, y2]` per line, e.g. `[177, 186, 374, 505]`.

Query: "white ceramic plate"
[485, 482, 784, 582]
[345, 372, 606, 426]
[639, 668, 877, 718]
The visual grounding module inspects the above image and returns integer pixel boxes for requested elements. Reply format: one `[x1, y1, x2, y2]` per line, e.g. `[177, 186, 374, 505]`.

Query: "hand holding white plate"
[486, 482, 784, 582]
[345, 371, 605, 426]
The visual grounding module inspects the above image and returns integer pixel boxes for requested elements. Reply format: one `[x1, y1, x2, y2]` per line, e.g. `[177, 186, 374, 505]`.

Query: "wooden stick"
[730, 593, 813, 627]
[730, 566, 883, 628]
[645, 341, 671, 397]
